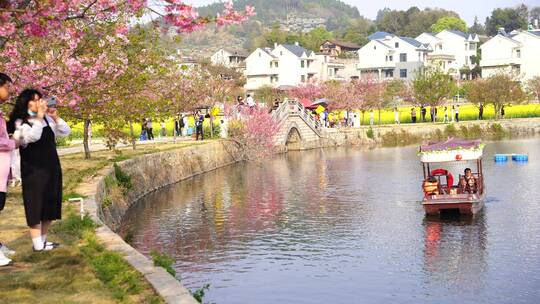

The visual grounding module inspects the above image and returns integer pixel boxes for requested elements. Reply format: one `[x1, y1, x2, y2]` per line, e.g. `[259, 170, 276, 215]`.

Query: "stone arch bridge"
[272, 99, 326, 150]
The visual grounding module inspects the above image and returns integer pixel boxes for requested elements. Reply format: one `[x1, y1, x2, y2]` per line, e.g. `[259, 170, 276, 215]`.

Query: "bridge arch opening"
[285, 127, 302, 150]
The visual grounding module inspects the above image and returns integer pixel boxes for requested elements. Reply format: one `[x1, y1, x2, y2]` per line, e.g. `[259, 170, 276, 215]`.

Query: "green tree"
[376, 7, 459, 37]
[485, 7, 528, 35]
[530, 7, 540, 23]
[302, 27, 333, 51]
[336, 17, 374, 46]
[431, 16, 468, 33]
[465, 75, 527, 119]
[412, 68, 457, 107]
[383, 79, 408, 108]
[469, 16, 486, 34]
[254, 85, 285, 107]
[525, 76, 540, 101]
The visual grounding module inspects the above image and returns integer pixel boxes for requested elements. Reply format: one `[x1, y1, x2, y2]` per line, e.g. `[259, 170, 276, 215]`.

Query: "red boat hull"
[422, 193, 485, 215]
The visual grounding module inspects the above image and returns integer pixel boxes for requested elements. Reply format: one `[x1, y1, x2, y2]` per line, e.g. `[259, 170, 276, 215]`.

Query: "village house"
[480, 29, 540, 82]
[320, 40, 361, 57]
[416, 30, 479, 79]
[244, 42, 347, 91]
[358, 32, 430, 81]
[210, 48, 248, 70]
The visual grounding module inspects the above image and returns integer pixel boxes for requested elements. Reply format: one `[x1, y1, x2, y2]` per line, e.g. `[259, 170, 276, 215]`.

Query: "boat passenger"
[423, 176, 440, 196]
[459, 168, 477, 194]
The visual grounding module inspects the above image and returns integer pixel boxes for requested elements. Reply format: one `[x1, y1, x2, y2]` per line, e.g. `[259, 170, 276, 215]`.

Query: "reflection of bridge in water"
[272, 99, 325, 150]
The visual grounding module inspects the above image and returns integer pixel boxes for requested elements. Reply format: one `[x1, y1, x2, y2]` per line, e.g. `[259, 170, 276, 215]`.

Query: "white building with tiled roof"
[480, 30, 540, 82]
[210, 48, 248, 70]
[416, 30, 479, 79]
[357, 33, 430, 81]
[244, 42, 346, 91]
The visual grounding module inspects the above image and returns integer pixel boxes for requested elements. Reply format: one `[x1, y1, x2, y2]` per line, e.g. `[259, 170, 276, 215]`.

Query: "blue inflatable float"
[512, 154, 529, 162]
[494, 154, 508, 162]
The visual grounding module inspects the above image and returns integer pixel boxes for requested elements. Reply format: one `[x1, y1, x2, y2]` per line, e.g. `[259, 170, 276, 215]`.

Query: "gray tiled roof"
[448, 29, 468, 39]
[224, 49, 249, 57]
[374, 40, 393, 48]
[261, 48, 277, 58]
[399, 36, 423, 47]
[282, 44, 314, 57]
[368, 31, 393, 40]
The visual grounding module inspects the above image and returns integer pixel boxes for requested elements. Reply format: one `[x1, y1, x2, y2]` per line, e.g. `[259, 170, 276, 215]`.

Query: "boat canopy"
[419, 138, 484, 163]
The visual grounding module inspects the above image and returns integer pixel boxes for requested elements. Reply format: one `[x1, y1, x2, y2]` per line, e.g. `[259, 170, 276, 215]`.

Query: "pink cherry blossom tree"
[287, 83, 324, 101]
[0, 0, 255, 102]
[0, 1, 255, 158]
[224, 105, 279, 161]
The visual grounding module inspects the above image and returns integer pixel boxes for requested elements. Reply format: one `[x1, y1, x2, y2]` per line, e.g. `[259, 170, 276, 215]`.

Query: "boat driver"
[460, 168, 477, 194]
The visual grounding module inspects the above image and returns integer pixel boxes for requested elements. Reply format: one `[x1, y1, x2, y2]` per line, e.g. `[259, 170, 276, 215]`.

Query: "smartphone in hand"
[46, 96, 57, 108]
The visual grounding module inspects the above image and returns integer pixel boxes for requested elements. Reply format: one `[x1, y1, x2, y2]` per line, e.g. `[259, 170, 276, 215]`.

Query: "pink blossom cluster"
[0, 0, 254, 106]
[225, 105, 279, 160]
[288, 83, 324, 101]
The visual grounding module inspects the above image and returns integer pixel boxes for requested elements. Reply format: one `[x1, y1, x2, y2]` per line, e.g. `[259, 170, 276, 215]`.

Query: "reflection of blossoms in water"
[124, 139, 540, 303]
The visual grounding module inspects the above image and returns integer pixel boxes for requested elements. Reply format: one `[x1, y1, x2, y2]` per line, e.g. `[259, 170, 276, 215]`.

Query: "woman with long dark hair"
[8, 89, 71, 251]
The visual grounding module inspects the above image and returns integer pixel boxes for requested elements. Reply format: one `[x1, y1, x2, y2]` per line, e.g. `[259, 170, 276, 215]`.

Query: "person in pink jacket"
[0, 73, 17, 266]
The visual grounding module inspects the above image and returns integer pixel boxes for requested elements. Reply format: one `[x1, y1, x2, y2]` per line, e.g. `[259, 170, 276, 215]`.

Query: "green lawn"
[0, 142, 205, 303]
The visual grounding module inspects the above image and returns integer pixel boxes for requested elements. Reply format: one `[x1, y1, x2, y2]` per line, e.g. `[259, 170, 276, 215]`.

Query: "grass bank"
[0, 141, 206, 303]
[376, 121, 521, 147]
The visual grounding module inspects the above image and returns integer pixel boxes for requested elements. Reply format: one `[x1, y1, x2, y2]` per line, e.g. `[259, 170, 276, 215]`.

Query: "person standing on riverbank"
[393, 108, 400, 124]
[140, 119, 147, 140]
[174, 115, 180, 137]
[195, 112, 204, 141]
[455, 105, 460, 122]
[0, 73, 17, 266]
[146, 119, 154, 141]
[443, 106, 449, 123]
[479, 104, 484, 120]
[369, 110, 374, 126]
[411, 108, 417, 123]
[246, 94, 255, 108]
[451, 106, 455, 122]
[8, 89, 71, 252]
[429, 106, 435, 122]
[160, 121, 166, 138]
[421, 106, 427, 122]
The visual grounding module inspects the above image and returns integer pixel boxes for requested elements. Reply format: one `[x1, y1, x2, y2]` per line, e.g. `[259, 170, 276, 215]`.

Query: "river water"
[124, 138, 540, 304]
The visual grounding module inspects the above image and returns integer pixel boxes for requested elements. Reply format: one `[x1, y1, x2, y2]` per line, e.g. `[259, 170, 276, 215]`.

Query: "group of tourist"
[237, 94, 256, 108]
[141, 111, 207, 141]
[414, 105, 461, 124]
[0, 73, 71, 266]
[140, 118, 154, 140]
[307, 105, 463, 128]
[423, 168, 478, 197]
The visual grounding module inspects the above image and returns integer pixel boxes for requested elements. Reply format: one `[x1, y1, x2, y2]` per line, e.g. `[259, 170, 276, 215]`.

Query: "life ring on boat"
[430, 168, 454, 190]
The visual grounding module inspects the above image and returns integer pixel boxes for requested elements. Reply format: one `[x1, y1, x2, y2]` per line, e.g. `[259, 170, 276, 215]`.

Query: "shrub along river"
[123, 138, 540, 304]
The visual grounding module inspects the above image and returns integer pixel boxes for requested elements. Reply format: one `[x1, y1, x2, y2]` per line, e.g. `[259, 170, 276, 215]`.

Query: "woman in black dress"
[8, 89, 71, 251]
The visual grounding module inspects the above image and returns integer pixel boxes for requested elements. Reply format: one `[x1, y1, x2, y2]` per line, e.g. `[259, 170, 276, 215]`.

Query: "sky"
[181, 0, 540, 25]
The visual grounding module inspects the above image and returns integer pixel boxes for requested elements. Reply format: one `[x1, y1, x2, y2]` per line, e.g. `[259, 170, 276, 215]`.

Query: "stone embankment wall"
[97, 141, 243, 232]
[90, 140, 243, 304]
[288, 118, 540, 150]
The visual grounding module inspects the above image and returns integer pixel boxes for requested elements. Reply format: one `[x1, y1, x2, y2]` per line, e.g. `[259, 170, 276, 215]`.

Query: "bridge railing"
[272, 99, 323, 135]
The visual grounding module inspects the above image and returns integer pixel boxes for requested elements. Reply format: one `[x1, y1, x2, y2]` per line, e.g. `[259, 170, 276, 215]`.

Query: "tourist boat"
[419, 138, 486, 216]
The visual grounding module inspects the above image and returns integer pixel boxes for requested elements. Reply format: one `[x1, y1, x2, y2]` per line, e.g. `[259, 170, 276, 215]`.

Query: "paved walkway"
[58, 136, 194, 156]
